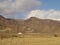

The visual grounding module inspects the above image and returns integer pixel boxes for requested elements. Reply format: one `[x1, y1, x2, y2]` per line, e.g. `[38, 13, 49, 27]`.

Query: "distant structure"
[17, 32, 22, 35]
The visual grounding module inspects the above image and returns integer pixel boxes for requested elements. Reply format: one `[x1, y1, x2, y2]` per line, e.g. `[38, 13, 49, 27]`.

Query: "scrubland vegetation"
[0, 34, 60, 45]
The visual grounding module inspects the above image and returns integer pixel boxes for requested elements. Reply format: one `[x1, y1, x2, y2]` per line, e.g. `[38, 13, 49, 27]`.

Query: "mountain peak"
[29, 17, 40, 20]
[30, 17, 38, 19]
[25, 17, 40, 22]
[0, 15, 5, 19]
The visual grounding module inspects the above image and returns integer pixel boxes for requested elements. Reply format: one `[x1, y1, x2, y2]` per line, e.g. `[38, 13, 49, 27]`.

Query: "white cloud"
[0, 0, 41, 18]
[1, 0, 60, 20]
[27, 9, 60, 20]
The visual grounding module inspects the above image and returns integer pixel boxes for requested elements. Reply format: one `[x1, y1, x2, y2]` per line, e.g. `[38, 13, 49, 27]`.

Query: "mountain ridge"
[0, 15, 60, 35]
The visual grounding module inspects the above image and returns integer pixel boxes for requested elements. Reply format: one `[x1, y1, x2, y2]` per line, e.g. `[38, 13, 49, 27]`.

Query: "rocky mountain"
[0, 15, 60, 34]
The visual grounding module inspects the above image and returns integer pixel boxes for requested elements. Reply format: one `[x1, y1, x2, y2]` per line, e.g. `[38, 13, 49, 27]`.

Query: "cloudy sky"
[0, 0, 60, 20]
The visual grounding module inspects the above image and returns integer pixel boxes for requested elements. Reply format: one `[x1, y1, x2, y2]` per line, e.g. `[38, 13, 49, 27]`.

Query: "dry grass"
[0, 35, 60, 45]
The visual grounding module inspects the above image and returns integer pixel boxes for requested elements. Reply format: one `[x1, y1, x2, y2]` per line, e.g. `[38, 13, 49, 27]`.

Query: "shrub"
[54, 34, 58, 37]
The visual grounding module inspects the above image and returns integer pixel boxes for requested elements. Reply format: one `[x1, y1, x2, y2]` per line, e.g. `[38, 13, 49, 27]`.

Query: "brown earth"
[0, 15, 60, 35]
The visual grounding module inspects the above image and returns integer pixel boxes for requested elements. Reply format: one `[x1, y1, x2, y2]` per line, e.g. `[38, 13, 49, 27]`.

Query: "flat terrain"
[0, 35, 60, 45]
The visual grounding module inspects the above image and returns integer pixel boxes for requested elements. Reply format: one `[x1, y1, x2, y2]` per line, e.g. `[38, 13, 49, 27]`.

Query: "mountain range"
[0, 15, 60, 35]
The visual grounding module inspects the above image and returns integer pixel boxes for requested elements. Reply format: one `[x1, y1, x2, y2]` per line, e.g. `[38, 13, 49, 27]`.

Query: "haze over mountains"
[0, 15, 60, 35]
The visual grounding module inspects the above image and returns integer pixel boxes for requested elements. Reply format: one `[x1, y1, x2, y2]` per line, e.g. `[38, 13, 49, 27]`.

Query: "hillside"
[0, 15, 60, 35]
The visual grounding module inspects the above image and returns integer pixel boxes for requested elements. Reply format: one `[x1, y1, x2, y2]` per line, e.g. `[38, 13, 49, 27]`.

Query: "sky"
[0, 0, 60, 20]
[40, 0, 60, 10]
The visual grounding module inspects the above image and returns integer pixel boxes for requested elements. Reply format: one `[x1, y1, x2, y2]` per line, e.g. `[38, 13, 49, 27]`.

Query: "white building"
[17, 32, 22, 35]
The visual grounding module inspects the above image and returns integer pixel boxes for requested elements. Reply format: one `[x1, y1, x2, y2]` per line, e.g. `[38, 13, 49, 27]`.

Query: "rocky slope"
[0, 15, 60, 34]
